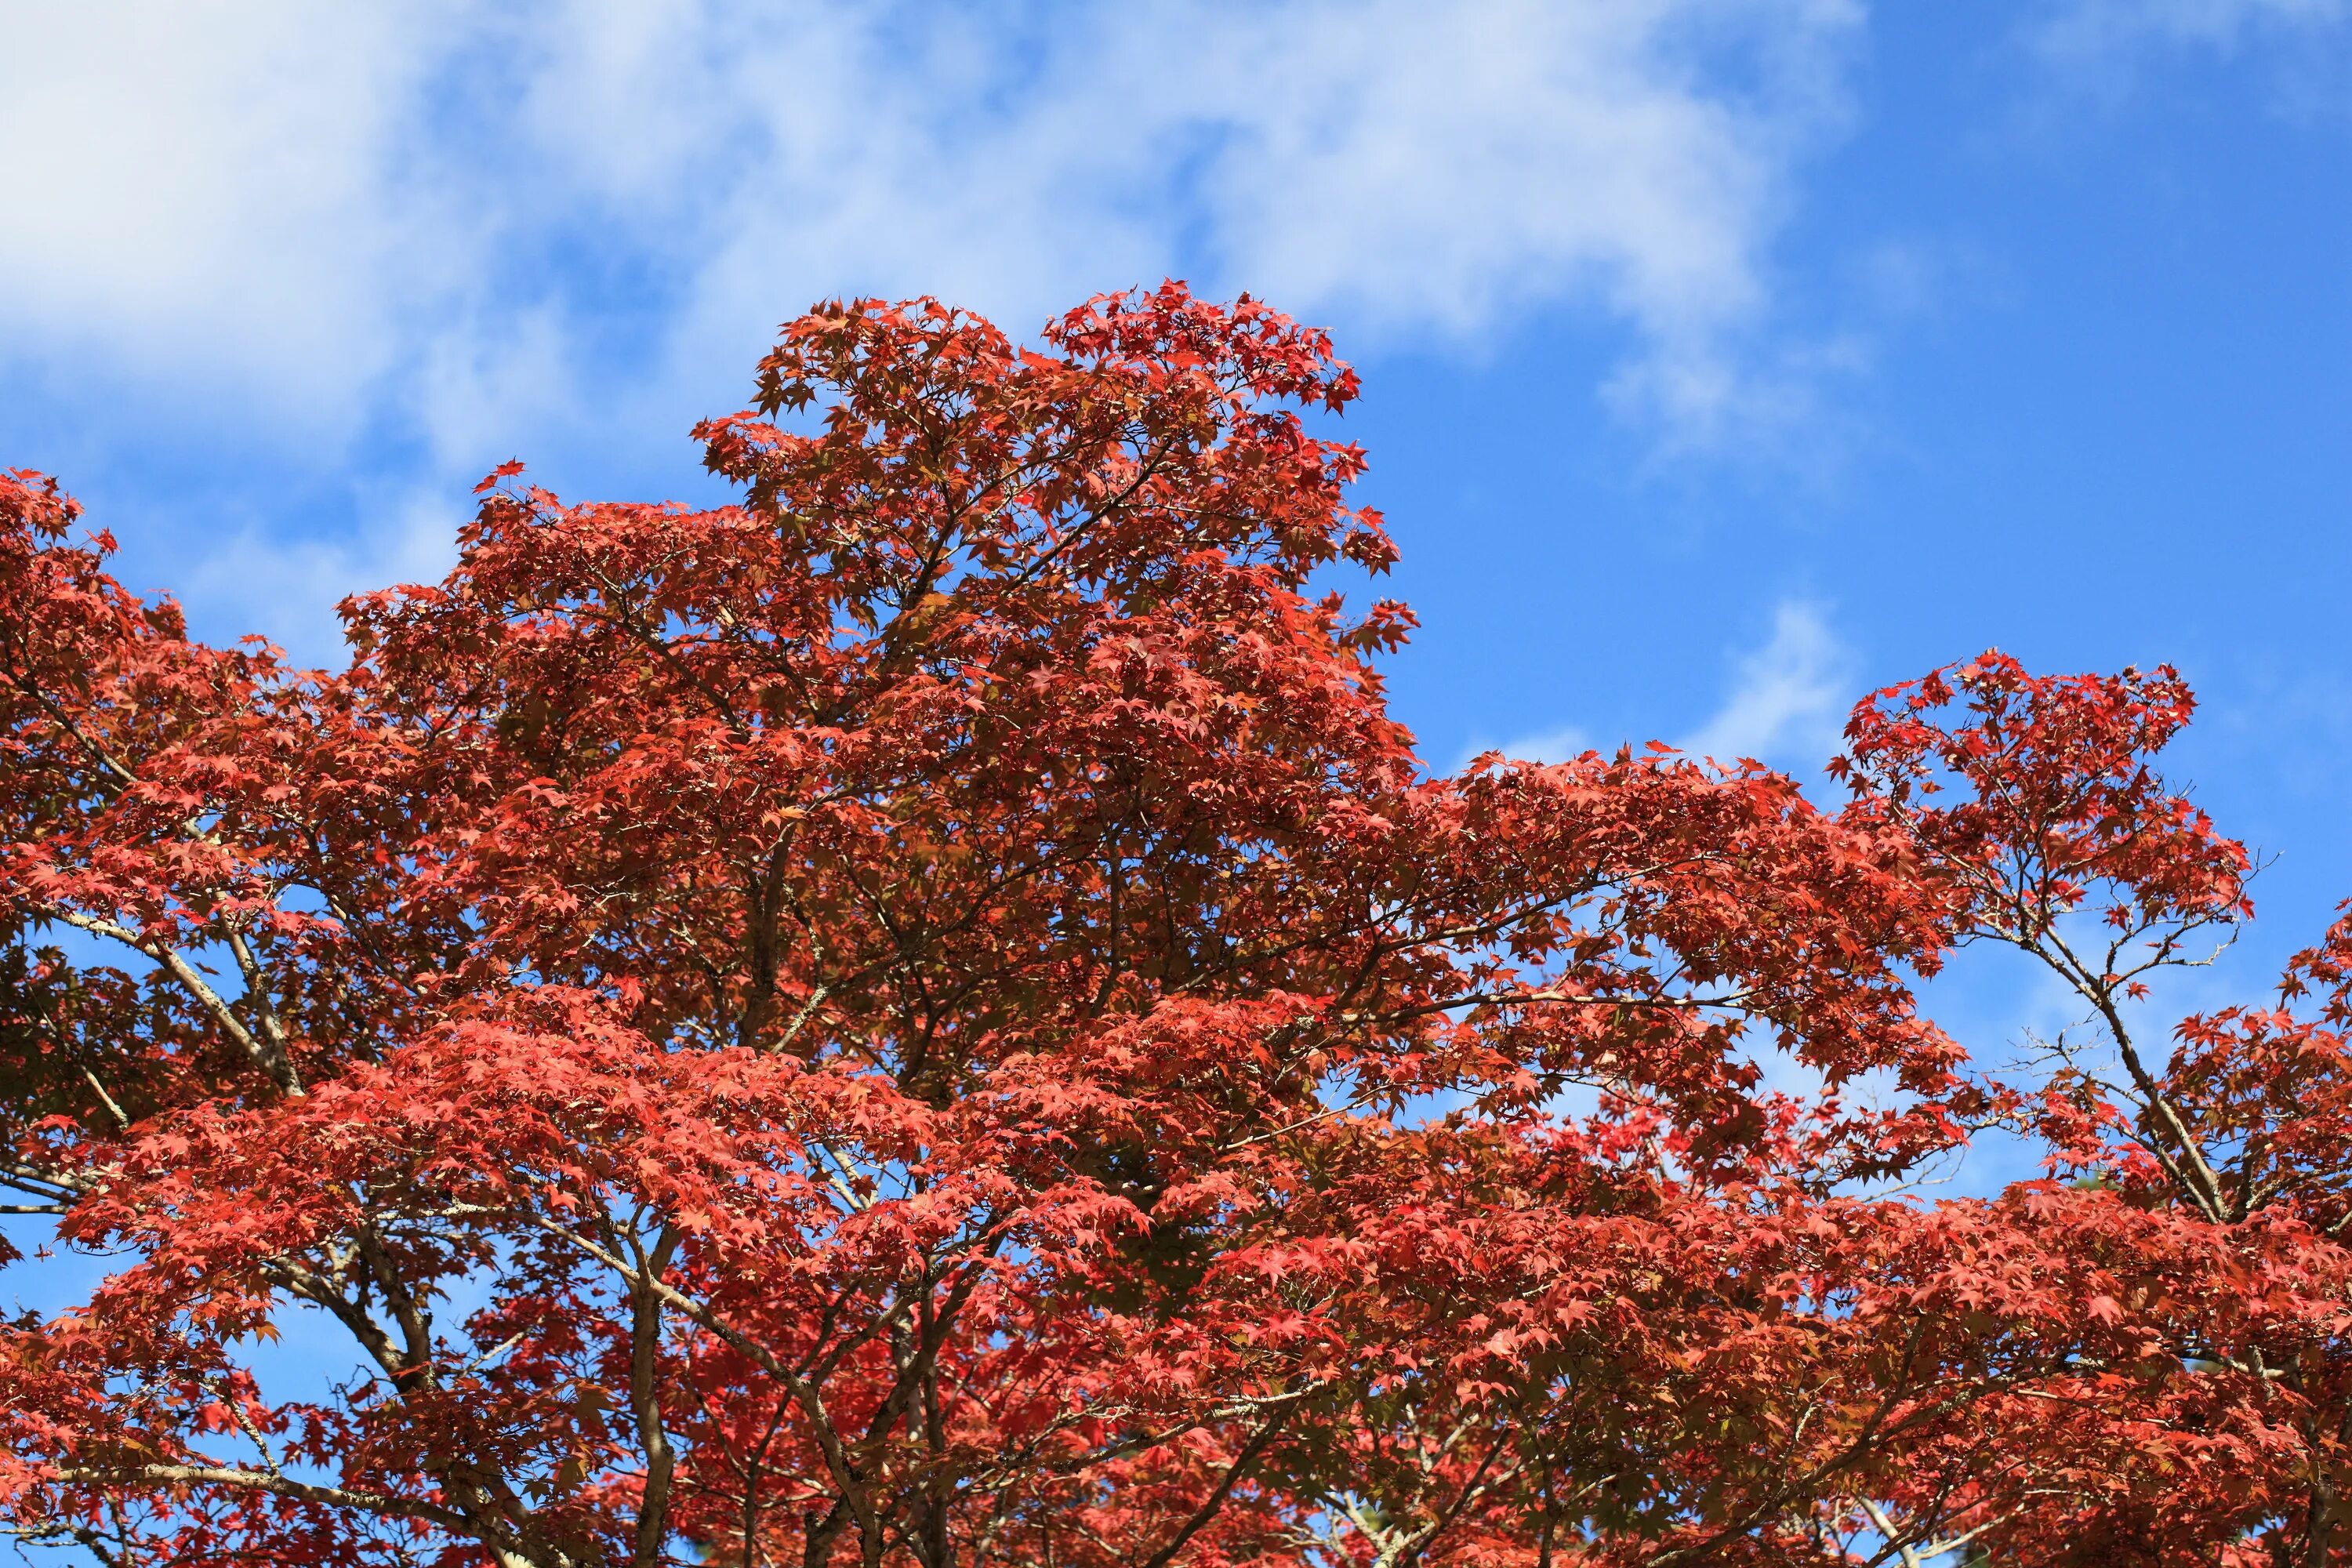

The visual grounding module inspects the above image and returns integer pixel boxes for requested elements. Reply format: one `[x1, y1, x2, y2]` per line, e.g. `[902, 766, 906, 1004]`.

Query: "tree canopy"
[4, 286, 2349, 1566]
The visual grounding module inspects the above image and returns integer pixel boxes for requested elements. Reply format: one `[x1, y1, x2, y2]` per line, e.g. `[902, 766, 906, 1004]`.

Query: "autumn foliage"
[3, 286, 2350, 1566]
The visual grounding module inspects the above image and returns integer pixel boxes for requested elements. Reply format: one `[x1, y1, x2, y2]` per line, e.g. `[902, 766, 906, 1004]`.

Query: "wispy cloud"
[179, 492, 465, 662]
[1680, 600, 1855, 768]
[0, 1, 1861, 454]
[2023, 0, 2352, 109]
[1483, 598, 1856, 775]
[1480, 724, 1595, 767]
[2032, 0, 2348, 56]
[0, 6, 473, 413]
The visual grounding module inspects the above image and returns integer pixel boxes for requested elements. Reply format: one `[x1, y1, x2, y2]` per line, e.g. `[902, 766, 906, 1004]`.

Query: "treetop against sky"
[0, 3, 2347, 1563]
[1, 3, 2343, 971]
[4, 279, 2352, 1566]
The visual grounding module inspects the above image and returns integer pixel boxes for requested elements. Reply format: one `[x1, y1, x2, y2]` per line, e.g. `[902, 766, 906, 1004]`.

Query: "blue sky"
[2, 0, 2348, 1137]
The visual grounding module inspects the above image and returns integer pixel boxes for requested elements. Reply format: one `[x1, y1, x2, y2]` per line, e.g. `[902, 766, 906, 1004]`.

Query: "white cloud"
[1680, 599, 1854, 768]
[1481, 599, 1855, 775]
[2015, 0, 2352, 160]
[0, 0, 1860, 448]
[2034, 0, 2348, 56]
[1479, 724, 1595, 768]
[0, 2, 1873, 656]
[0, 5, 471, 410]
[179, 492, 464, 662]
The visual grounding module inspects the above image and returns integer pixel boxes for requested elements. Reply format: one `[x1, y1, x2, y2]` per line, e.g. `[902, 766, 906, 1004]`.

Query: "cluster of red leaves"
[2, 289, 2348, 1566]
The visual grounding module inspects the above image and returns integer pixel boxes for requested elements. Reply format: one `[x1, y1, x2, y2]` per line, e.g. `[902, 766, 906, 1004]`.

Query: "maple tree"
[2, 285, 2349, 1566]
